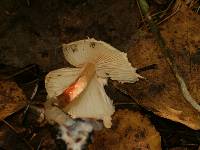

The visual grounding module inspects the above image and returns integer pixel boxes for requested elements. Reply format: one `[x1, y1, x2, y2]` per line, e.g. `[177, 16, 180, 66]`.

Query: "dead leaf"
[89, 109, 161, 150]
[161, 4, 200, 103]
[113, 4, 200, 130]
[0, 80, 27, 120]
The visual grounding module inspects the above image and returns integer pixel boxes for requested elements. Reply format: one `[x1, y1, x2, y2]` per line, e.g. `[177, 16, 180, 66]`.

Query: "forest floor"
[0, 0, 199, 150]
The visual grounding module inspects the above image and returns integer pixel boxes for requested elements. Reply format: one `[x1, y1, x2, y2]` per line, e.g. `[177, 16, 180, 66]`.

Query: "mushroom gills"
[63, 38, 142, 83]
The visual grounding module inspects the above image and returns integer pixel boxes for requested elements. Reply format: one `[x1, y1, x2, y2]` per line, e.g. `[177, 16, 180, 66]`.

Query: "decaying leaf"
[161, 4, 200, 104]
[113, 4, 200, 130]
[89, 109, 161, 150]
[0, 80, 27, 120]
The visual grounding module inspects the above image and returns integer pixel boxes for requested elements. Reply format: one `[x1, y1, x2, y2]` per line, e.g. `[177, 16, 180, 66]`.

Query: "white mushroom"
[45, 38, 142, 128]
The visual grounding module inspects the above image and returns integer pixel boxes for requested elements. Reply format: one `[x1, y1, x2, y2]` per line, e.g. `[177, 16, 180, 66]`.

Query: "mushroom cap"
[63, 38, 142, 83]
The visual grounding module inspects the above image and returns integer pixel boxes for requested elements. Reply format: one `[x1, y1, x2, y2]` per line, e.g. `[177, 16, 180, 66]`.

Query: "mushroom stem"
[53, 63, 96, 108]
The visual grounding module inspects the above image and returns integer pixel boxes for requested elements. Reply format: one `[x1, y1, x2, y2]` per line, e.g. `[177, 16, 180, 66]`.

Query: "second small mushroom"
[45, 38, 142, 128]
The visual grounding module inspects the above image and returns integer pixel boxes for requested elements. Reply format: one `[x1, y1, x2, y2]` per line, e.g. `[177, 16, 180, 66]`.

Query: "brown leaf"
[161, 4, 200, 104]
[115, 4, 200, 130]
[89, 109, 161, 150]
[0, 80, 27, 120]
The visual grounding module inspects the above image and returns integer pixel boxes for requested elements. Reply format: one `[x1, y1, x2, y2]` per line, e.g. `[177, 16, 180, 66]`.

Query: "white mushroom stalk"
[45, 38, 142, 128]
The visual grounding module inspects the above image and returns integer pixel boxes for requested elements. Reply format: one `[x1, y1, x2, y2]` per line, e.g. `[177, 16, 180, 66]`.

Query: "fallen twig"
[26, 0, 30, 7]
[30, 83, 39, 100]
[1, 119, 33, 150]
[2, 64, 37, 80]
[137, 0, 200, 112]
[36, 137, 44, 150]
[136, 64, 158, 73]
[23, 82, 39, 117]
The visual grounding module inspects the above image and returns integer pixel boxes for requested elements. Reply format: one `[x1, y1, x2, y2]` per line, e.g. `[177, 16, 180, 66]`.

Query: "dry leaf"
[0, 80, 27, 120]
[161, 4, 200, 104]
[89, 109, 161, 150]
[114, 4, 200, 130]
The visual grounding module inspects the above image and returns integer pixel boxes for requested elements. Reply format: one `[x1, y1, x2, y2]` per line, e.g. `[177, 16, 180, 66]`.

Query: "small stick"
[30, 83, 39, 100]
[136, 0, 147, 27]
[136, 64, 158, 73]
[157, 7, 180, 25]
[1, 119, 33, 150]
[2, 64, 37, 80]
[23, 83, 39, 116]
[26, 0, 30, 6]
[36, 137, 43, 150]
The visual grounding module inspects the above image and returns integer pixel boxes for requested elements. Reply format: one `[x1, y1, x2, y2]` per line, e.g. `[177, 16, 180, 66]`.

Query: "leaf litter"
[0, 0, 200, 149]
[113, 2, 200, 130]
[0, 80, 27, 120]
[89, 109, 161, 150]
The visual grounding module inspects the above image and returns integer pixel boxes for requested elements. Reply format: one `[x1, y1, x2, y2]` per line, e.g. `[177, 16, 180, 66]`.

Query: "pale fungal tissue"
[45, 38, 142, 128]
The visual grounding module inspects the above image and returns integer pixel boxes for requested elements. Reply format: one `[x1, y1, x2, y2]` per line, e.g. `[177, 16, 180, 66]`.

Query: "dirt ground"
[0, 0, 140, 70]
[0, 0, 200, 150]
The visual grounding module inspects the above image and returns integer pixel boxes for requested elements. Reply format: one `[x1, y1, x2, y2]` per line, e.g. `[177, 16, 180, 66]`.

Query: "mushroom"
[45, 38, 142, 128]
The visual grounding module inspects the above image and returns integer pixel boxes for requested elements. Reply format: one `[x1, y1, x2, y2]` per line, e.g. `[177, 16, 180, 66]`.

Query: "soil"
[0, 0, 140, 70]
